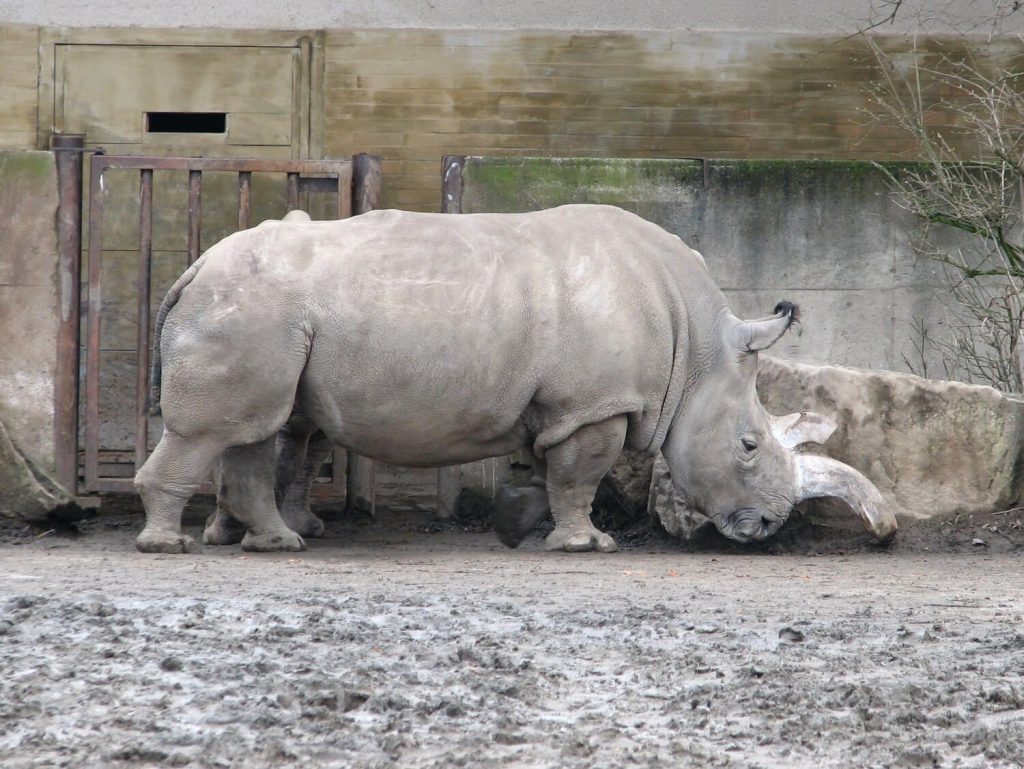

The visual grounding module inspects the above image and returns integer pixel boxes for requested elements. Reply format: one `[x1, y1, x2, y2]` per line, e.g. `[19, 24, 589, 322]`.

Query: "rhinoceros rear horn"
[769, 411, 837, 450]
[793, 454, 898, 541]
[730, 302, 799, 353]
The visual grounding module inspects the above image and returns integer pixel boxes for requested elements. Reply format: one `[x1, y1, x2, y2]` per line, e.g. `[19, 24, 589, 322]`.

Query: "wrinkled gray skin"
[135, 204, 895, 555]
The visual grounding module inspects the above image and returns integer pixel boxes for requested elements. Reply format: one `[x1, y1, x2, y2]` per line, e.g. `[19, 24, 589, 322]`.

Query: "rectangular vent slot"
[146, 112, 226, 133]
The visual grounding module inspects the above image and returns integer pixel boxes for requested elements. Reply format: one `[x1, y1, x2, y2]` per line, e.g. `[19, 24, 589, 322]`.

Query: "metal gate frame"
[52, 136, 382, 498]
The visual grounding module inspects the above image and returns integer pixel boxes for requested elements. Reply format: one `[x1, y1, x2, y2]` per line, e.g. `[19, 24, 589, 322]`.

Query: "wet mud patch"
[1, 509, 1024, 768]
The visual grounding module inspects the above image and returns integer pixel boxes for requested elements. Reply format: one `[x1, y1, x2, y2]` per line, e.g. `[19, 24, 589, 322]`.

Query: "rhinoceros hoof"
[241, 530, 307, 552]
[545, 527, 618, 553]
[282, 510, 326, 539]
[202, 515, 247, 546]
[136, 529, 201, 555]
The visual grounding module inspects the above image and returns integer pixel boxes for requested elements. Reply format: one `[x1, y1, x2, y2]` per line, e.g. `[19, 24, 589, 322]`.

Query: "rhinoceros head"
[660, 303, 897, 543]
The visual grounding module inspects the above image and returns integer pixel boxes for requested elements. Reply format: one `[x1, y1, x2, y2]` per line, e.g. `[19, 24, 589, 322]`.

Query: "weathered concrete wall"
[4, 24, 1022, 212]
[455, 156, 947, 373]
[323, 29, 1024, 210]
[0, 26, 38, 150]
[0, 151, 60, 469]
[2, 0, 1018, 33]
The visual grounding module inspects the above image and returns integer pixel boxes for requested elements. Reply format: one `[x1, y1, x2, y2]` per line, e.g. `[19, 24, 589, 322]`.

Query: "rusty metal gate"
[52, 136, 381, 497]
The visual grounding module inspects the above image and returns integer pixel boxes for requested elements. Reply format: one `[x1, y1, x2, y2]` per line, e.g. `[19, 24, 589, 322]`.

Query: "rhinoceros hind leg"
[135, 432, 223, 554]
[277, 428, 329, 538]
[216, 436, 306, 553]
[542, 415, 627, 554]
[493, 483, 550, 548]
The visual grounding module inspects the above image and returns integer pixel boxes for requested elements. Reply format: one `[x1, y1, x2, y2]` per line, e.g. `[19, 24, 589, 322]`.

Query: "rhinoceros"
[134, 204, 896, 554]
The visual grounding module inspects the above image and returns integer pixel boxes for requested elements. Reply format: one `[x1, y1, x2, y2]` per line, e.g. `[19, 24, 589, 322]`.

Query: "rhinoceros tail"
[145, 251, 212, 416]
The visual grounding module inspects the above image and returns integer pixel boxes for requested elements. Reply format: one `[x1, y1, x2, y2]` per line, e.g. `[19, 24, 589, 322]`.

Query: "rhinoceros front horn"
[793, 454, 898, 541]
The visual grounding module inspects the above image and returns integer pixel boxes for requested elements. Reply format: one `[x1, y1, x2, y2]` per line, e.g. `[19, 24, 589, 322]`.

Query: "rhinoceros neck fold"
[643, 299, 730, 454]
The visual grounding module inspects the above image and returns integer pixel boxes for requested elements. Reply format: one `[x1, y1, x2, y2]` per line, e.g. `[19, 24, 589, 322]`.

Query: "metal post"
[51, 134, 85, 493]
[441, 155, 465, 214]
[84, 154, 106, 491]
[135, 169, 153, 470]
[437, 155, 505, 518]
[237, 171, 252, 230]
[187, 170, 202, 265]
[352, 154, 382, 215]
[345, 154, 383, 514]
[286, 172, 300, 211]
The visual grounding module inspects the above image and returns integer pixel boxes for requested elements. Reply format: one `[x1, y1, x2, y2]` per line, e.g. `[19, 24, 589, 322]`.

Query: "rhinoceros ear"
[730, 301, 800, 353]
[769, 411, 837, 450]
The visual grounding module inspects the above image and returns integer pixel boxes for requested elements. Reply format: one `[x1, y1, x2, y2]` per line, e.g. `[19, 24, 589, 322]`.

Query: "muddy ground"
[1, 501, 1023, 769]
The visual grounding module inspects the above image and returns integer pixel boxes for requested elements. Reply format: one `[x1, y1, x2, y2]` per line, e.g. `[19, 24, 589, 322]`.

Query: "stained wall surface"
[2, 24, 1022, 211]
[453, 156, 951, 373]
[1, 0, 1019, 33]
[0, 152, 60, 468]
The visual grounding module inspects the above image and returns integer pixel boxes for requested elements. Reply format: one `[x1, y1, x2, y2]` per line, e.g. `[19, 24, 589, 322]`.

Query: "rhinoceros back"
[282, 205, 717, 457]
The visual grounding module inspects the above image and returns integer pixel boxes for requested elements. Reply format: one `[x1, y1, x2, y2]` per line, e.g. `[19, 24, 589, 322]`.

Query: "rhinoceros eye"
[740, 436, 758, 454]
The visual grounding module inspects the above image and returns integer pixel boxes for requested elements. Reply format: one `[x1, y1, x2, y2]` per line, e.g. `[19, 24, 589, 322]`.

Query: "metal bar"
[89, 477, 216, 495]
[87, 462, 339, 499]
[84, 154, 106, 492]
[93, 155, 352, 175]
[187, 170, 201, 266]
[238, 172, 251, 230]
[135, 169, 154, 471]
[286, 172, 299, 211]
[51, 133, 85, 493]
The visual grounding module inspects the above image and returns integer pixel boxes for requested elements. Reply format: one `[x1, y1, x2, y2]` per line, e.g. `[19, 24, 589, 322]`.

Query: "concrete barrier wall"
[454, 156, 951, 373]
[0, 151, 60, 468]
[4, 25, 1023, 213]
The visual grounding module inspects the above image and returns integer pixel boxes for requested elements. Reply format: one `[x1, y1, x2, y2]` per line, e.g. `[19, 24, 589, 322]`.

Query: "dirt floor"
[1, 500, 1023, 769]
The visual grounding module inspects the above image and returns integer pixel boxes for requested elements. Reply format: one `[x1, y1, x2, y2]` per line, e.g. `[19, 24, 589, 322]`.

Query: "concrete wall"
[1, 0, 1018, 33]
[454, 156, 948, 373]
[0, 151, 60, 468]
[3, 25, 1022, 211]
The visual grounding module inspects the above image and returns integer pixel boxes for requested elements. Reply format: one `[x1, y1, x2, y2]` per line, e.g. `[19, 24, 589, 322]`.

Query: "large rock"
[757, 357, 1024, 521]
[0, 418, 83, 525]
[650, 358, 1024, 538]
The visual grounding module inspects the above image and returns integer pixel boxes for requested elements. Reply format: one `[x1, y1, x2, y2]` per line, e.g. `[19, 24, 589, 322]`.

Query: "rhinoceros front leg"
[203, 420, 327, 545]
[216, 436, 306, 552]
[542, 415, 627, 553]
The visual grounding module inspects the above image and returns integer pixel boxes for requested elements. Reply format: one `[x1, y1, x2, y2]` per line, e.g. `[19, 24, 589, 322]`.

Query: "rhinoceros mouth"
[716, 508, 786, 543]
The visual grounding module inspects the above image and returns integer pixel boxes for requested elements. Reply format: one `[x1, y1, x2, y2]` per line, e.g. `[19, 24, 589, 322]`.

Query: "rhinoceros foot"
[135, 529, 201, 555]
[493, 485, 550, 548]
[545, 526, 618, 553]
[203, 510, 247, 546]
[281, 507, 326, 538]
[240, 529, 307, 552]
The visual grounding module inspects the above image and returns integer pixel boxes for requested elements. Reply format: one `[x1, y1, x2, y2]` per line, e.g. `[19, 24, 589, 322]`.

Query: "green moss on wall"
[0, 152, 55, 183]
[459, 156, 937, 219]
[462, 157, 705, 214]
